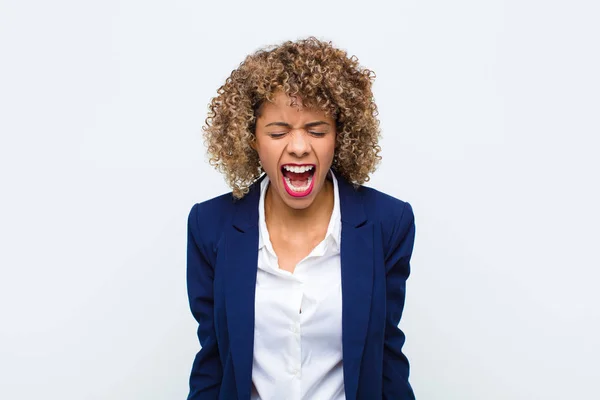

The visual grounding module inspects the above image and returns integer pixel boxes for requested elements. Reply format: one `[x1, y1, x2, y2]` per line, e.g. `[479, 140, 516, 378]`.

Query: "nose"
[286, 130, 310, 157]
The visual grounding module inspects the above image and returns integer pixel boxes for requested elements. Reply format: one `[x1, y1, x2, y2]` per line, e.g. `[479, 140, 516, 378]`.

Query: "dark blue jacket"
[186, 175, 416, 399]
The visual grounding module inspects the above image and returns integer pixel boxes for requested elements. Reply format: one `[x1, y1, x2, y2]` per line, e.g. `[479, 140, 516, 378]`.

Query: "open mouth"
[281, 164, 316, 197]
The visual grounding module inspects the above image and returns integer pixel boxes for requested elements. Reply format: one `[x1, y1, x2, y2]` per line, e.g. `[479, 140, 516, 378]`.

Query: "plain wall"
[1, 0, 598, 399]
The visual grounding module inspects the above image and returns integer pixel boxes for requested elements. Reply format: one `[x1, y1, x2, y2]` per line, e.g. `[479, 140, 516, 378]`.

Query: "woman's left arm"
[382, 201, 417, 400]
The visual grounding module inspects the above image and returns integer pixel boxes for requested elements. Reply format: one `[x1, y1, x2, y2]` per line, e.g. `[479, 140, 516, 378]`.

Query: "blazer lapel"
[338, 176, 374, 400]
[223, 178, 262, 400]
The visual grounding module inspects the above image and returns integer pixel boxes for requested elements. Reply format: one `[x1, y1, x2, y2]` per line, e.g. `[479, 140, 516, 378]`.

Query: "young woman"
[186, 37, 416, 400]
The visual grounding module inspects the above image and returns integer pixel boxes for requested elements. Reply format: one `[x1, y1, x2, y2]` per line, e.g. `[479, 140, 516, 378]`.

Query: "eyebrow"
[264, 121, 331, 128]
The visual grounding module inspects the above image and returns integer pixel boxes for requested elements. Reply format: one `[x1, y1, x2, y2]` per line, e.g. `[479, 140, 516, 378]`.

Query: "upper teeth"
[283, 165, 314, 173]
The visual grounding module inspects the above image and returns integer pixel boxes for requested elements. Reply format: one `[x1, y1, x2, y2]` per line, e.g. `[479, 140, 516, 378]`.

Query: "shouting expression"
[253, 92, 336, 210]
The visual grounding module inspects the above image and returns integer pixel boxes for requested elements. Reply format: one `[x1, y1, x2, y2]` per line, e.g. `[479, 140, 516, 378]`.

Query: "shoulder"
[189, 191, 237, 226]
[354, 186, 416, 259]
[187, 191, 237, 250]
[356, 185, 415, 227]
[187, 178, 262, 248]
[189, 175, 264, 228]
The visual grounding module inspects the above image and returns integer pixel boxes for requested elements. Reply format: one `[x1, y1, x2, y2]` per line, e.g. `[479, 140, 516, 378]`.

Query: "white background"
[1, 0, 598, 399]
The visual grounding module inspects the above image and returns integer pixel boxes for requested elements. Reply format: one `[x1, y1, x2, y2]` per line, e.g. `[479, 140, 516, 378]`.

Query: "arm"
[382, 201, 417, 400]
[186, 203, 223, 399]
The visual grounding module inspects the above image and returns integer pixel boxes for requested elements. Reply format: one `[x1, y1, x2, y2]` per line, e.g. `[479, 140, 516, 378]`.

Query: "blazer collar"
[231, 174, 265, 232]
[336, 173, 366, 227]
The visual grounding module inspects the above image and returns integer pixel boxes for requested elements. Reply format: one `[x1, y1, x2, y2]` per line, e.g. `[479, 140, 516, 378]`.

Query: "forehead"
[258, 92, 332, 122]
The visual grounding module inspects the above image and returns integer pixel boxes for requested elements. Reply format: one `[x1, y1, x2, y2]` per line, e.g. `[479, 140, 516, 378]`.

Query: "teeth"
[283, 165, 314, 173]
[284, 176, 313, 192]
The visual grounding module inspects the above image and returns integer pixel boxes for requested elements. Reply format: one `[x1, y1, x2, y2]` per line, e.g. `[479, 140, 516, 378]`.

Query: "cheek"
[322, 138, 337, 163]
[256, 147, 279, 173]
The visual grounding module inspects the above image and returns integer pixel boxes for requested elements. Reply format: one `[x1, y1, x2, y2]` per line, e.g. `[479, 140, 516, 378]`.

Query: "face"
[253, 91, 336, 211]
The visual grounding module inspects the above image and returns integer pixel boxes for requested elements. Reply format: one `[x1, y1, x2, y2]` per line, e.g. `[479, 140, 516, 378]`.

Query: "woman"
[187, 37, 416, 400]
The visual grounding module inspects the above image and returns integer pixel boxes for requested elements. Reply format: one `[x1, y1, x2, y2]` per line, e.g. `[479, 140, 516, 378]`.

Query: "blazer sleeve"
[382, 201, 417, 400]
[186, 203, 223, 399]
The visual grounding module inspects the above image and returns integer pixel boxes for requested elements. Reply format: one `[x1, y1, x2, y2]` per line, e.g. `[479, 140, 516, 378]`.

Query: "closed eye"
[268, 131, 327, 139]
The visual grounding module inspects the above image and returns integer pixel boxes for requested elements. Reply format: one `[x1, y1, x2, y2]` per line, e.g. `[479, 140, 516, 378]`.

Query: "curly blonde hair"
[203, 36, 382, 198]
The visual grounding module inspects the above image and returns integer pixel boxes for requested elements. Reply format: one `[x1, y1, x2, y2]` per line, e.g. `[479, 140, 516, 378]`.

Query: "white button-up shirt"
[251, 171, 345, 400]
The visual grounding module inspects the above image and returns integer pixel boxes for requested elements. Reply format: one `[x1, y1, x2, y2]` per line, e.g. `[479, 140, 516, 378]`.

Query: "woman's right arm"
[186, 203, 223, 399]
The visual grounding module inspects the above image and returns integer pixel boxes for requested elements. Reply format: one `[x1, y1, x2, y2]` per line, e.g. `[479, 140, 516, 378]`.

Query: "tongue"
[284, 171, 312, 187]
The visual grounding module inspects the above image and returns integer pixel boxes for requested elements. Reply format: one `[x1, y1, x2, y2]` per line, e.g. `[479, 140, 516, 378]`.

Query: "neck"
[265, 178, 334, 234]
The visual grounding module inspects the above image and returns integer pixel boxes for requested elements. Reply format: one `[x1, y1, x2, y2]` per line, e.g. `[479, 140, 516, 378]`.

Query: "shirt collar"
[258, 170, 341, 252]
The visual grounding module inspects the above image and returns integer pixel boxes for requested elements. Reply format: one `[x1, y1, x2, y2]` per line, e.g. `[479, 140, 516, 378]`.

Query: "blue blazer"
[186, 175, 416, 400]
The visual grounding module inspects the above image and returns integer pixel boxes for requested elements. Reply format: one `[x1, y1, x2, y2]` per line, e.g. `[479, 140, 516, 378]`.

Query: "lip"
[279, 162, 317, 174]
[280, 163, 317, 198]
[280, 163, 316, 168]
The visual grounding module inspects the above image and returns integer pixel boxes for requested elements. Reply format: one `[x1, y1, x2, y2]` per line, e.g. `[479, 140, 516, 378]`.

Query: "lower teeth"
[284, 176, 313, 192]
